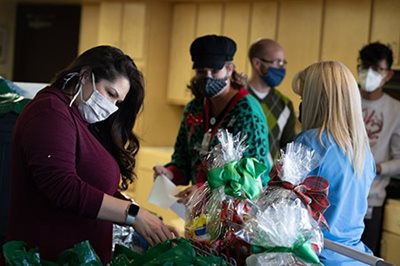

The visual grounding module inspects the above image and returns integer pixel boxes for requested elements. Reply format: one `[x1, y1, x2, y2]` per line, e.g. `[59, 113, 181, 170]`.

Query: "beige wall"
[1, 0, 400, 147]
[138, 2, 183, 147]
[165, 0, 400, 121]
[0, 1, 16, 79]
[79, 1, 184, 146]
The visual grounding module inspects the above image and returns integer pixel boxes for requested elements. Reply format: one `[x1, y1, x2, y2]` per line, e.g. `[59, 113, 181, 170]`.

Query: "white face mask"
[358, 68, 384, 92]
[70, 73, 119, 123]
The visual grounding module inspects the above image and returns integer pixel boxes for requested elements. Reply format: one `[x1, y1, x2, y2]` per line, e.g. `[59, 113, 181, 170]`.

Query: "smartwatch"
[125, 201, 140, 225]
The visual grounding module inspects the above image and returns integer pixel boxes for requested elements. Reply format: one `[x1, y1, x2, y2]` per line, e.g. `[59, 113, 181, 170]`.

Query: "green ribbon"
[251, 237, 321, 264]
[207, 158, 268, 200]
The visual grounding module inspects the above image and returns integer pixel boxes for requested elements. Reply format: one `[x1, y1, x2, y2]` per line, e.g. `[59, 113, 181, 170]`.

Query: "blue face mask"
[261, 67, 286, 87]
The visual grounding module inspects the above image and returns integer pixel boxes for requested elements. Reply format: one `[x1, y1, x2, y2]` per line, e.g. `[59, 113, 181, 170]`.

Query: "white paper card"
[148, 175, 179, 208]
[170, 202, 186, 219]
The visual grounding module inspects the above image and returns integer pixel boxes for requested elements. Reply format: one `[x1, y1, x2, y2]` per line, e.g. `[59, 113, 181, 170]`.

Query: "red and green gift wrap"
[194, 157, 267, 265]
[268, 164, 330, 228]
[206, 160, 329, 265]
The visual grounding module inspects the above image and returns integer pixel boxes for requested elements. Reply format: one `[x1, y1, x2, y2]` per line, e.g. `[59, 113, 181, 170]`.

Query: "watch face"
[128, 203, 140, 217]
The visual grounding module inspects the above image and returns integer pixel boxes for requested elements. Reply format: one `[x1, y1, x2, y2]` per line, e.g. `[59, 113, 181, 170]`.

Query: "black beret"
[190, 35, 237, 70]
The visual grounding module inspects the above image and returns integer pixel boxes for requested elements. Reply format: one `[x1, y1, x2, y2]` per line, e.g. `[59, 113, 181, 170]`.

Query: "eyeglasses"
[258, 58, 288, 68]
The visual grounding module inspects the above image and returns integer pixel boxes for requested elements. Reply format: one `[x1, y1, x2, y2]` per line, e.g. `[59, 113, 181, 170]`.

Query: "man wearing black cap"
[154, 35, 271, 203]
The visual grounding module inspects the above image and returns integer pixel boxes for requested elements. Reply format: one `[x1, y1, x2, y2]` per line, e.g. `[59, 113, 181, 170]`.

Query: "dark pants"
[361, 206, 384, 256]
[0, 112, 18, 246]
[361, 178, 400, 256]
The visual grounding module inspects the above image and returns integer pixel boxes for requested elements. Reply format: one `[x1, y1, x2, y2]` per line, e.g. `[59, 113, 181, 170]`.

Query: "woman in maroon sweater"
[6, 46, 177, 263]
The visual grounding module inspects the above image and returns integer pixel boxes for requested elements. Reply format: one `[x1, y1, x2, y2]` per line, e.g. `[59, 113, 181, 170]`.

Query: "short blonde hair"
[292, 61, 368, 176]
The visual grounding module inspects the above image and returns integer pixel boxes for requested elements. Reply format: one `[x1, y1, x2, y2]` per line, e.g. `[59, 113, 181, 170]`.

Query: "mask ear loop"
[69, 74, 84, 107]
[91, 72, 96, 92]
[62, 72, 79, 90]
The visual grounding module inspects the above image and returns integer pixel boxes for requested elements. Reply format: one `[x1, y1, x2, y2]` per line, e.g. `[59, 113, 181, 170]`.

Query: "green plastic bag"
[57, 241, 102, 266]
[0, 79, 31, 115]
[2, 240, 101, 266]
[3, 238, 226, 266]
[111, 238, 227, 266]
[3, 241, 43, 266]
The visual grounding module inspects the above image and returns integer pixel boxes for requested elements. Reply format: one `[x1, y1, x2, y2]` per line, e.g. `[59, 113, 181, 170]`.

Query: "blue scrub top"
[295, 129, 375, 265]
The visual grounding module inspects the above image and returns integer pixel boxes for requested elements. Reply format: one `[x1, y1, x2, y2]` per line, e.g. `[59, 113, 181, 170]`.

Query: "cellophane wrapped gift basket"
[185, 129, 266, 265]
[242, 142, 330, 266]
[185, 130, 330, 266]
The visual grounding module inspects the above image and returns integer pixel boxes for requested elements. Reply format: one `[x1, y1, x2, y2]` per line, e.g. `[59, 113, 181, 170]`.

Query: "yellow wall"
[0, 1, 16, 79]
[165, 0, 400, 120]
[79, 1, 184, 147]
[138, 2, 183, 147]
[1, 0, 400, 146]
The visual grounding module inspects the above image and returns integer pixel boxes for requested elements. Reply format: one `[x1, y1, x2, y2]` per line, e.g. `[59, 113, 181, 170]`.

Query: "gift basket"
[185, 130, 267, 266]
[185, 130, 331, 266]
[241, 142, 329, 266]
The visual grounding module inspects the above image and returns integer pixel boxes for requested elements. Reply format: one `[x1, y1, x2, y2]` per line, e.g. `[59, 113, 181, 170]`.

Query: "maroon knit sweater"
[6, 87, 120, 263]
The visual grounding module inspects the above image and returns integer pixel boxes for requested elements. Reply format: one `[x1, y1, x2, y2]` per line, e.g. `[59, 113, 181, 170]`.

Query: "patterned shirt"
[166, 88, 271, 186]
[248, 87, 296, 163]
[362, 94, 400, 207]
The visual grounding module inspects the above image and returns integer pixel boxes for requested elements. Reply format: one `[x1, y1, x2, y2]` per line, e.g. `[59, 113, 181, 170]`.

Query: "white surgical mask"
[358, 68, 384, 92]
[70, 73, 118, 123]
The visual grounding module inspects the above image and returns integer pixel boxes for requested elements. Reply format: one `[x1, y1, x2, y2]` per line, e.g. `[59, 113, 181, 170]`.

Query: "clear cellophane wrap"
[242, 142, 329, 266]
[185, 130, 267, 265]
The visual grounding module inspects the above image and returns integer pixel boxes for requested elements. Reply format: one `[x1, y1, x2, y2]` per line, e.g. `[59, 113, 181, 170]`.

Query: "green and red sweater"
[166, 88, 271, 186]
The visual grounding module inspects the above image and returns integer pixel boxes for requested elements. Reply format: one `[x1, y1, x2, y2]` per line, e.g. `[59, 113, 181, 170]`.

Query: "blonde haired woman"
[292, 61, 375, 265]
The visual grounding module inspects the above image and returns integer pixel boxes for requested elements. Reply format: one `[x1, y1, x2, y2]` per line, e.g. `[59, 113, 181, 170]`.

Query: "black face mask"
[194, 77, 227, 98]
[298, 101, 302, 123]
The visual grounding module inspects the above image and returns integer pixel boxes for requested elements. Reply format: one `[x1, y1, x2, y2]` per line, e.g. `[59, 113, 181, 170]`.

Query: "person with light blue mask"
[247, 39, 296, 164]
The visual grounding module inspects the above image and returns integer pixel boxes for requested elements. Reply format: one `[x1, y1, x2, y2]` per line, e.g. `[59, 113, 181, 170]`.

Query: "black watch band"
[125, 202, 140, 225]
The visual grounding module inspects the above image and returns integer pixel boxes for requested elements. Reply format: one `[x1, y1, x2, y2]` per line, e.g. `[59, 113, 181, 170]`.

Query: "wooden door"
[13, 4, 81, 82]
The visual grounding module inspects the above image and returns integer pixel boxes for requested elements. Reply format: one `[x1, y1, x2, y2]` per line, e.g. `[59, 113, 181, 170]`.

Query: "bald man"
[247, 39, 296, 163]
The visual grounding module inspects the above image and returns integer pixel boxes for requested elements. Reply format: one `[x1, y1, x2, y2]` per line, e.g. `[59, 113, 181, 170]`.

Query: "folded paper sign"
[148, 174, 186, 219]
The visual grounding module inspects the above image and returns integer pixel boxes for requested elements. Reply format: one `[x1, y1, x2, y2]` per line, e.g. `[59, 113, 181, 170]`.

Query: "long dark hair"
[51, 45, 144, 190]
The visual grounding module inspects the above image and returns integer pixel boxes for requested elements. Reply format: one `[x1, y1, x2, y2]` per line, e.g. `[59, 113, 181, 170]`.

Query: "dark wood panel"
[13, 4, 81, 82]
[383, 70, 400, 101]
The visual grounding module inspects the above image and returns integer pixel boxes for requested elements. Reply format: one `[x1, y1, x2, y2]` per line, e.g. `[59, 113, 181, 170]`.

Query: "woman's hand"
[175, 186, 197, 205]
[133, 208, 179, 246]
[153, 165, 173, 181]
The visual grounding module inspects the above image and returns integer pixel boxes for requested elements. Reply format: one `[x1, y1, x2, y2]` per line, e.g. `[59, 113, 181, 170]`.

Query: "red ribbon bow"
[185, 113, 203, 141]
[268, 165, 330, 228]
